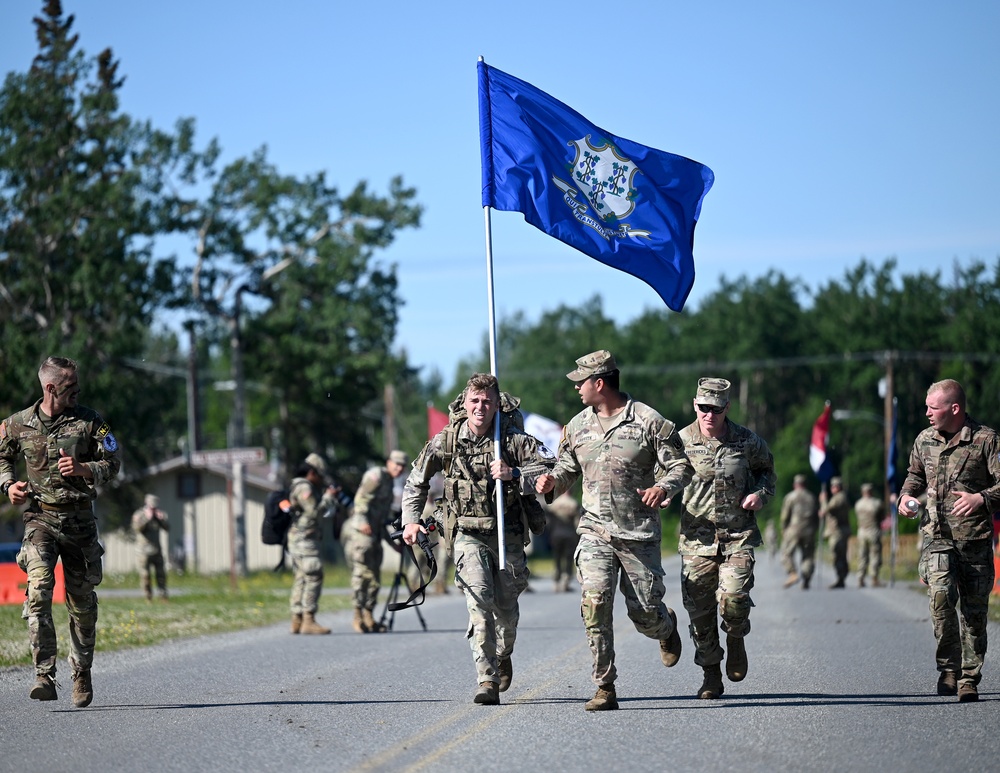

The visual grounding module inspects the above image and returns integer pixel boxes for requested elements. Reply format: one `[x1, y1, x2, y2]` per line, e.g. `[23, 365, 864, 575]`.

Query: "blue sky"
[3, 1, 999, 381]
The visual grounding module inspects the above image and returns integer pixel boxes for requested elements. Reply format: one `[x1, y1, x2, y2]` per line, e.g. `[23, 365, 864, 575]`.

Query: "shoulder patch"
[538, 445, 556, 460]
[103, 432, 119, 453]
[96, 423, 111, 439]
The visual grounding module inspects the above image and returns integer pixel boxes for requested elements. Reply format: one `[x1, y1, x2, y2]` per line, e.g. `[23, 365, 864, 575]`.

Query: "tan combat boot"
[362, 608, 386, 633]
[29, 673, 58, 701]
[584, 684, 618, 711]
[291, 613, 303, 634]
[300, 613, 331, 635]
[473, 681, 499, 705]
[659, 608, 683, 667]
[698, 664, 725, 699]
[726, 634, 748, 682]
[72, 669, 93, 708]
[937, 670, 958, 696]
[352, 608, 367, 633]
[497, 656, 513, 692]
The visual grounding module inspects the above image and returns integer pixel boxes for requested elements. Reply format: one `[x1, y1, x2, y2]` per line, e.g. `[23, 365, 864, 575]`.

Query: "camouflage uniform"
[342, 465, 394, 613]
[854, 488, 883, 584]
[401, 403, 553, 689]
[901, 416, 1000, 688]
[546, 492, 581, 592]
[820, 481, 851, 587]
[547, 396, 692, 688]
[678, 416, 775, 669]
[0, 399, 120, 683]
[131, 495, 169, 600]
[779, 480, 819, 586]
[287, 475, 336, 617]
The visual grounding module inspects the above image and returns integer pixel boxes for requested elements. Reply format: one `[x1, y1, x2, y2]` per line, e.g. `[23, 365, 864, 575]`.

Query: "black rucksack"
[261, 488, 293, 545]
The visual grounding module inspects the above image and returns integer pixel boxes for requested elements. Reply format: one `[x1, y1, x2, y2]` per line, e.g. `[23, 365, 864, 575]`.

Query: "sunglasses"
[696, 403, 727, 415]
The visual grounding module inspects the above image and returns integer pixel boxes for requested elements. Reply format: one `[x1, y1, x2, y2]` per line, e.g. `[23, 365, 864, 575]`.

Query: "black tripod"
[378, 545, 428, 632]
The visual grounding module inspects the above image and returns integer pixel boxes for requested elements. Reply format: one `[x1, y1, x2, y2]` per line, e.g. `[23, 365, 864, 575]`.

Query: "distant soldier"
[0, 356, 121, 707]
[131, 493, 169, 601]
[342, 449, 409, 633]
[288, 453, 339, 635]
[899, 379, 1000, 702]
[546, 492, 581, 593]
[536, 351, 692, 712]
[677, 377, 776, 701]
[779, 474, 820, 589]
[854, 483, 883, 587]
[820, 477, 851, 588]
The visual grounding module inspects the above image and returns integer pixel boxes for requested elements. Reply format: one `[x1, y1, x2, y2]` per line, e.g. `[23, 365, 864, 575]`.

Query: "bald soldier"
[899, 379, 1000, 703]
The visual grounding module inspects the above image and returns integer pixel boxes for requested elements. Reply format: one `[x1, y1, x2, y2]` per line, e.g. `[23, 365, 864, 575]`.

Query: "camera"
[387, 515, 438, 549]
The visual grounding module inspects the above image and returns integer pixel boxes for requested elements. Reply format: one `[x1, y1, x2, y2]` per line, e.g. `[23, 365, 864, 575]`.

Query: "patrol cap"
[566, 350, 618, 382]
[861, 482, 873, 492]
[695, 377, 731, 407]
[388, 449, 409, 466]
[144, 494, 159, 508]
[793, 474, 806, 485]
[304, 453, 328, 477]
[830, 476, 843, 488]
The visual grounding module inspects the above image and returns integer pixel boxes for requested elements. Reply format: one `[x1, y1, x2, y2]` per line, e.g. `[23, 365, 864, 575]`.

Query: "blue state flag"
[479, 61, 714, 312]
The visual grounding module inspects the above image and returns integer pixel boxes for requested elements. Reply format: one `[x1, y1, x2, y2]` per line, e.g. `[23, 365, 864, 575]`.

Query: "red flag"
[427, 405, 448, 439]
[810, 402, 834, 483]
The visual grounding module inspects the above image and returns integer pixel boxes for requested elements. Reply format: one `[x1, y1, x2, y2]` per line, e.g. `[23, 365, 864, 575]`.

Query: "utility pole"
[882, 350, 898, 585]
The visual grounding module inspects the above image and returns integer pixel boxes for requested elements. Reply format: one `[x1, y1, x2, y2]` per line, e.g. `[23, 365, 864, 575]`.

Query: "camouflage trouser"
[17, 510, 104, 676]
[453, 530, 529, 685]
[779, 529, 816, 580]
[827, 531, 849, 583]
[681, 549, 755, 667]
[918, 538, 994, 685]
[288, 535, 324, 616]
[576, 534, 678, 686]
[856, 528, 882, 580]
[342, 526, 383, 611]
[137, 552, 167, 599]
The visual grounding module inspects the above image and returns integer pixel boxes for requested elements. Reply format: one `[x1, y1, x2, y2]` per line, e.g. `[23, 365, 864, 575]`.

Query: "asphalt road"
[1, 551, 997, 773]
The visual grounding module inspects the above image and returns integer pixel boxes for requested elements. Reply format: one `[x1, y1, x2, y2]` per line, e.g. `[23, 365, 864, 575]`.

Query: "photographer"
[131, 494, 169, 601]
[342, 450, 409, 633]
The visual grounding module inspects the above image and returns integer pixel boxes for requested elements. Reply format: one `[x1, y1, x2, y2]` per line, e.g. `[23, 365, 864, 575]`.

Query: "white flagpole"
[483, 202, 507, 570]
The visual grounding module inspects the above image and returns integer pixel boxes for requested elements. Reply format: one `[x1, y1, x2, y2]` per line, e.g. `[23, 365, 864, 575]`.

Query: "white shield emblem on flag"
[569, 135, 640, 222]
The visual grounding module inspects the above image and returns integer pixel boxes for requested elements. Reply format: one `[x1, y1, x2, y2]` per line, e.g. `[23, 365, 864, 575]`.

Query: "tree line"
[447, 259, 1000, 530]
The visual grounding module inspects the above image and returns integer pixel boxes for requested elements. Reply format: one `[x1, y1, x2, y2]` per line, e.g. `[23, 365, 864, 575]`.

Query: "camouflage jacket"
[348, 466, 395, 532]
[780, 488, 819, 536]
[854, 495, 883, 532]
[678, 418, 776, 556]
[900, 416, 1000, 543]
[287, 476, 335, 542]
[401, 418, 553, 543]
[820, 491, 851, 538]
[547, 397, 693, 544]
[131, 507, 168, 556]
[0, 399, 121, 509]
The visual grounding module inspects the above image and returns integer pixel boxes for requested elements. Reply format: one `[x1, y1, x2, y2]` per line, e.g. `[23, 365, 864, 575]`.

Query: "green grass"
[0, 565, 356, 669]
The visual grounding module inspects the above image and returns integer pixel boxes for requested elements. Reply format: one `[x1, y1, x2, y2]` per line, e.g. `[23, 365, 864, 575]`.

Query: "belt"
[38, 501, 92, 513]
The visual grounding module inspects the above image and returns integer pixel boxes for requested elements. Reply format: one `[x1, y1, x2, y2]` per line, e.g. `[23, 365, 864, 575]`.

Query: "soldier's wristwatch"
[510, 467, 521, 480]
[1, 481, 13, 497]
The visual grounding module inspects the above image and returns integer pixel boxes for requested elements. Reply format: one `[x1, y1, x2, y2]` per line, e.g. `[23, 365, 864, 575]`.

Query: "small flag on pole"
[810, 403, 835, 483]
[478, 61, 714, 312]
[427, 405, 449, 439]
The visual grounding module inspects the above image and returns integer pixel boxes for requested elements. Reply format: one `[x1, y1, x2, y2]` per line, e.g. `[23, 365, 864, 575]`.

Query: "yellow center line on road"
[351, 639, 589, 773]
